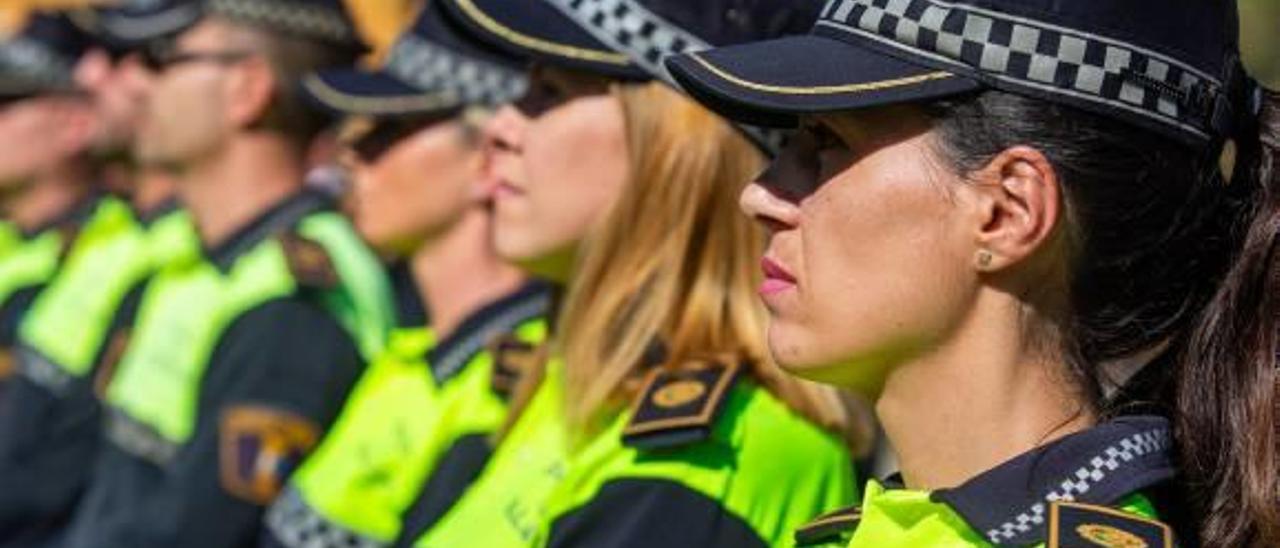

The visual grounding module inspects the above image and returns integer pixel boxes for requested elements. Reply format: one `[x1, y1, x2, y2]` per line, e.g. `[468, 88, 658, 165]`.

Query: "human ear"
[964, 146, 1062, 272]
[224, 55, 276, 130]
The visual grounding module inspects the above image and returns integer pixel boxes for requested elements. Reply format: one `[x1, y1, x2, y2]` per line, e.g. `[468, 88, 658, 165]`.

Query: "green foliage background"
[1242, 0, 1280, 86]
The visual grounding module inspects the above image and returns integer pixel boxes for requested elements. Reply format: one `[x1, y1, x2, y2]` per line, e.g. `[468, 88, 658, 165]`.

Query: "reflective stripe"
[104, 407, 180, 465]
[265, 487, 382, 548]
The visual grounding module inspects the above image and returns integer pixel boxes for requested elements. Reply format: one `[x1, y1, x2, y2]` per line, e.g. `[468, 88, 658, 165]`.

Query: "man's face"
[0, 95, 96, 187]
[134, 20, 245, 167]
[74, 48, 154, 155]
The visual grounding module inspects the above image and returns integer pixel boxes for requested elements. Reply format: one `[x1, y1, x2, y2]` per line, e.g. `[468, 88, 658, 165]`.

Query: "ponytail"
[1177, 85, 1280, 548]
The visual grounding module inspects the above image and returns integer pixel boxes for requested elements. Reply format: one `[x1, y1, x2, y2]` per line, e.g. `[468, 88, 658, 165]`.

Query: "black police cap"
[67, 0, 203, 52]
[667, 0, 1261, 146]
[205, 0, 367, 53]
[302, 0, 527, 118]
[0, 13, 95, 99]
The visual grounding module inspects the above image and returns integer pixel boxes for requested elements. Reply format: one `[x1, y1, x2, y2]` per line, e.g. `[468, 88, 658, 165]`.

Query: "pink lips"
[760, 257, 797, 296]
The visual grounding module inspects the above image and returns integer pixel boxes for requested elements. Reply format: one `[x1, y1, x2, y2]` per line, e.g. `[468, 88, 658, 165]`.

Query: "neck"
[410, 210, 526, 341]
[875, 290, 1094, 491]
[6, 162, 93, 233]
[131, 168, 178, 216]
[176, 135, 303, 248]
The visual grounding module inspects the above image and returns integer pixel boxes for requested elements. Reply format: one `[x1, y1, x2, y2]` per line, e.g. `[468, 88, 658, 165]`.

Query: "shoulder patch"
[279, 232, 340, 290]
[794, 506, 862, 547]
[0, 350, 13, 380]
[220, 405, 320, 505]
[621, 357, 742, 451]
[489, 335, 545, 399]
[1048, 501, 1174, 548]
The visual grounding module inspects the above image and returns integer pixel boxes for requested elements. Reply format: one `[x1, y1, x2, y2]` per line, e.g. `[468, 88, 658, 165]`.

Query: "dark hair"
[227, 19, 359, 146]
[924, 88, 1279, 547]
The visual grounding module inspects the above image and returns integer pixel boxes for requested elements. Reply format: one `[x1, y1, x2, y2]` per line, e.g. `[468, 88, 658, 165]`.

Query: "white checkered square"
[386, 35, 527, 106]
[543, 0, 710, 82]
[816, 0, 1221, 140]
[265, 488, 381, 548]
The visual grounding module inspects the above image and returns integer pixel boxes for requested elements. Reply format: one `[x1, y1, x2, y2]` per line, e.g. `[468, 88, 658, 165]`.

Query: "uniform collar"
[134, 196, 182, 227]
[203, 190, 331, 272]
[425, 280, 553, 384]
[389, 260, 429, 328]
[932, 415, 1175, 546]
[795, 416, 1176, 547]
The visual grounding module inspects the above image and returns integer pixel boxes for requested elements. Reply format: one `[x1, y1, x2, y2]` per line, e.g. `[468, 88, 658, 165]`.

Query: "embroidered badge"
[279, 232, 339, 289]
[794, 506, 863, 547]
[489, 335, 544, 398]
[0, 350, 13, 380]
[1048, 502, 1173, 548]
[220, 406, 320, 505]
[621, 357, 742, 450]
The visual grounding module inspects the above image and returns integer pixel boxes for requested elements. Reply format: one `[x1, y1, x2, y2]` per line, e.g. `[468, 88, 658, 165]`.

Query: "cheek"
[504, 99, 628, 260]
[770, 154, 976, 388]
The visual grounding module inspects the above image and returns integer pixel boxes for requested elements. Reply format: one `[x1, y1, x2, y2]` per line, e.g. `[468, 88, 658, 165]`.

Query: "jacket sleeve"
[545, 478, 767, 548]
[152, 298, 364, 548]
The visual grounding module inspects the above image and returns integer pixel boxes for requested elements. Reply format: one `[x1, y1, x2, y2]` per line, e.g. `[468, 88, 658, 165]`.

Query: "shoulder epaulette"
[621, 357, 742, 451]
[489, 335, 545, 399]
[279, 231, 340, 290]
[1048, 501, 1174, 548]
[794, 506, 862, 547]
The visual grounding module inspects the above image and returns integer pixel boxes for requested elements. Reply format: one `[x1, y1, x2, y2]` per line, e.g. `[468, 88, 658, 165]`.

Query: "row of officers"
[0, 0, 1274, 547]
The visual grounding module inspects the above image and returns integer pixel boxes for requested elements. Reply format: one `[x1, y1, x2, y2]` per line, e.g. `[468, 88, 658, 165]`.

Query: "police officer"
[398, 1, 861, 547]
[665, 0, 1277, 546]
[0, 13, 101, 393]
[261, 4, 555, 545]
[55, 1, 396, 547]
[0, 5, 201, 544]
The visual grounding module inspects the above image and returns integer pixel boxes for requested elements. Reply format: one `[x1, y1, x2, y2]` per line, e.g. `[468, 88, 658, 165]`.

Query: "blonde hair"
[552, 82, 861, 447]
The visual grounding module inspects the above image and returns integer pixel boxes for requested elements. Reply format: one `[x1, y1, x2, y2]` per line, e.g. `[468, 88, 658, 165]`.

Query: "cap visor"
[667, 34, 982, 127]
[302, 69, 462, 118]
[441, 0, 645, 80]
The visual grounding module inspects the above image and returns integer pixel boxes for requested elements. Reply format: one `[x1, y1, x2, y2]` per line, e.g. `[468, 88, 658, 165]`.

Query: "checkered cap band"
[386, 34, 528, 106]
[208, 0, 356, 46]
[265, 487, 381, 548]
[542, 0, 711, 85]
[0, 37, 75, 90]
[88, 2, 204, 42]
[984, 426, 1171, 545]
[816, 0, 1224, 141]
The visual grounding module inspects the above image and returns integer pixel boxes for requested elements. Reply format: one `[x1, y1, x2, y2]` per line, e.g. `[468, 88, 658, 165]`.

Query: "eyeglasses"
[140, 46, 252, 73]
[513, 65, 613, 118]
[342, 114, 455, 164]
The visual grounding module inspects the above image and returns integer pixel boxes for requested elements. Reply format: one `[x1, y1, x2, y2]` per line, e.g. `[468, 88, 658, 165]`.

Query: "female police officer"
[393, 0, 865, 546]
[666, 0, 1279, 546]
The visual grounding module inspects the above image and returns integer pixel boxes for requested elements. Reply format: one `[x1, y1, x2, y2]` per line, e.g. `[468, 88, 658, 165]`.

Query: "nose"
[740, 181, 801, 234]
[483, 104, 527, 156]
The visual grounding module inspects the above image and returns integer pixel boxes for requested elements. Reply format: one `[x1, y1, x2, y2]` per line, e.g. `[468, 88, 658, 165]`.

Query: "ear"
[965, 146, 1062, 272]
[223, 55, 276, 130]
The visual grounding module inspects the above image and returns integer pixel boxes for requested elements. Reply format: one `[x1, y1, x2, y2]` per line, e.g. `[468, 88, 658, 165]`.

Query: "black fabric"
[0, 280, 147, 548]
[425, 280, 551, 384]
[59, 297, 363, 548]
[389, 261, 428, 328]
[545, 478, 766, 548]
[134, 197, 182, 227]
[932, 416, 1178, 546]
[393, 433, 493, 548]
[204, 191, 332, 273]
[0, 285, 44, 348]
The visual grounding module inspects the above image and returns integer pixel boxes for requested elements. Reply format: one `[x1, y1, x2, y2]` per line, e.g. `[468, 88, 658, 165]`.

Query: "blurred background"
[0, 0, 1277, 84]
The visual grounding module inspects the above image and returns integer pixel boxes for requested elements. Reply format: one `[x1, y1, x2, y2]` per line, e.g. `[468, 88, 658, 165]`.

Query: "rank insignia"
[794, 506, 862, 547]
[279, 232, 340, 289]
[489, 335, 545, 399]
[220, 406, 320, 504]
[622, 357, 742, 450]
[1048, 502, 1174, 548]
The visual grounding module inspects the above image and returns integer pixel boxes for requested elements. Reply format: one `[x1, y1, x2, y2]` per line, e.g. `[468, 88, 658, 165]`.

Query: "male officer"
[0, 6, 199, 546]
[57, 1, 395, 546]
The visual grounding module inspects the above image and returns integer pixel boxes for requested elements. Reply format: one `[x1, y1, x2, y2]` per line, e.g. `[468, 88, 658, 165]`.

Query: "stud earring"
[976, 250, 993, 269]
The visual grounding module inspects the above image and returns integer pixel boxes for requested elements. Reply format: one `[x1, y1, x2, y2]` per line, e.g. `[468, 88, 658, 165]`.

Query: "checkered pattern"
[104, 407, 181, 466]
[385, 34, 528, 107]
[984, 427, 1171, 545]
[430, 293, 550, 384]
[265, 488, 381, 548]
[0, 37, 74, 90]
[15, 348, 77, 396]
[208, 0, 355, 46]
[92, 2, 205, 42]
[816, 0, 1222, 141]
[542, 0, 711, 84]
